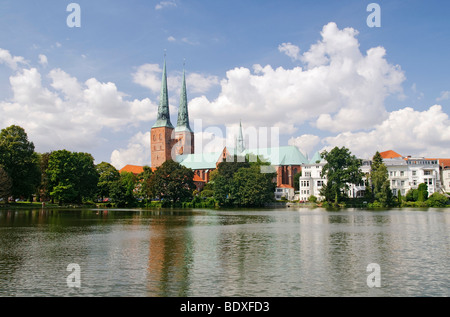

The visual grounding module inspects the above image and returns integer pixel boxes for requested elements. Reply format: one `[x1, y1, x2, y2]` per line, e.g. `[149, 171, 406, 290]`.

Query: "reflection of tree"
[146, 211, 194, 297]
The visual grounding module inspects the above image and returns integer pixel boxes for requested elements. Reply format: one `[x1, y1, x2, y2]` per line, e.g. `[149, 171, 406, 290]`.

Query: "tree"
[320, 147, 364, 204]
[213, 156, 250, 206]
[47, 150, 99, 204]
[293, 171, 302, 191]
[232, 165, 276, 207]
[110, 172, 138, 207]
[152, 160, 195, 204]
[138, 166, 154, 205]
[0, 125, 41, 200]
[0, 166, 12, 202]
[417, 183, 428, 202]
[427, 192, 449, 207]
[96, 162, 120, 201]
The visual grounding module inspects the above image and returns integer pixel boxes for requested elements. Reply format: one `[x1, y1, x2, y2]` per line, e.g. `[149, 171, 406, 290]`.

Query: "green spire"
[176, 66, 193, 133]
[153, 56, 174, 129]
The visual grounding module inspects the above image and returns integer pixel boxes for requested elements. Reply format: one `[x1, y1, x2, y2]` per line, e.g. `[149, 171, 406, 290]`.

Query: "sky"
[1, 0, 450, 169]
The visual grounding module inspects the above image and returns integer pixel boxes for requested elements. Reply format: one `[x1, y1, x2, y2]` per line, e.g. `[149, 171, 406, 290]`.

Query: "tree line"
[0, 125, 277, 208]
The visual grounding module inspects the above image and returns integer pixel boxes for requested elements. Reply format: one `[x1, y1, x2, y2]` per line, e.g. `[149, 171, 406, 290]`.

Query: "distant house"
[275, 184, 295, 201]
[119, 165, 145, 175]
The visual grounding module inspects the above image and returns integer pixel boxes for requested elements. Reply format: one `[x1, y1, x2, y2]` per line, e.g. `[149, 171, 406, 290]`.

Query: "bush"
[427, 193, 449, 207]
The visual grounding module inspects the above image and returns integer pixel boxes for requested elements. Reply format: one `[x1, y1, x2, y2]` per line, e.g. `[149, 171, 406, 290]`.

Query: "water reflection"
[0, 208, 448, 297]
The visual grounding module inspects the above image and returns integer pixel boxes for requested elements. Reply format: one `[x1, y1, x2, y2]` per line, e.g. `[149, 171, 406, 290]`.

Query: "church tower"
[151, 57, 175, 169]
[174, 67, 194, 156]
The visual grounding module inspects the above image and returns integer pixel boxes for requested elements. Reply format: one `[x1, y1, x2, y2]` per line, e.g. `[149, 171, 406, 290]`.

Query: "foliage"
[0, 125, 41, 200]
[96, 162, 120, 201]
[308, 195, 318, 203]
[0, 166, 12, 202]
[417, 183, 428, 202]
[232, 165, 276, 207]
[37, 153, 51, 202]
[293, 171, 302, 190]
[47, 150, 99, 204]
[426, 192, 449, 207]
[138, 166, 154, 204]
[212, 155, 275, 207]
[110, 171, 138, 207]
[320, 147, 364, 204]
[152, 160, 196, 204]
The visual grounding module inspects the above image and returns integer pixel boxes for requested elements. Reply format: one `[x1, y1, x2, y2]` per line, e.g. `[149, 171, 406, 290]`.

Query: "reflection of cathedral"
[121, 58, 310, 189]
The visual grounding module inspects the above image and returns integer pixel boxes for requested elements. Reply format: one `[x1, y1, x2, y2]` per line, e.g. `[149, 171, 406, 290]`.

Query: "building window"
[412, 171, 417, 176]
[305, 172, 311, 177]
[317, 180, 324, 187]
[424, 171, 431, 176]
[400, 171, 404, 177]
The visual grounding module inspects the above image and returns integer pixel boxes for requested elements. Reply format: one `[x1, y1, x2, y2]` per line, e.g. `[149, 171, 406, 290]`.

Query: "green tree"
[110, 172, 138, 207]
[152, 160, 195, 204]
[320, 147, 364, 204]
[138, 166, 154, 205]
[96, 162, 120, 201]
[213, 156, 250, 206]
[0, 125, 40, 200]
[293, 171, 302, 190]
[0, 166, 12, 202]
[231, 165, 276, 207]
[417, 183, 428, 202]
[427, 192, 449, 207]
[47, 150, 99, 204]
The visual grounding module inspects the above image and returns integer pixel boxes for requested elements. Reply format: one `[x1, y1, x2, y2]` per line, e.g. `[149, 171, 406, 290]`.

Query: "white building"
[383, 157, 441, 196]
[298, 162, 327, 202]
[441, 168, 450, 193]
[274, 185, 296, 201]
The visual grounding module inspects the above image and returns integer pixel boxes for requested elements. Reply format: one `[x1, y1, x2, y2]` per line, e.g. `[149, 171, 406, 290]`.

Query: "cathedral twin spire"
[152, 56, 192, 133]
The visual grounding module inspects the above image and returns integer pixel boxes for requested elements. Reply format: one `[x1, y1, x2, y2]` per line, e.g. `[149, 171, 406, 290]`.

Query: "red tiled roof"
[278, 184, 294, 189]
[380, 150, 402, 159]
[429, 158, 450, 168]
[119, 165, 144, 175]
[193, 174, 206, 183]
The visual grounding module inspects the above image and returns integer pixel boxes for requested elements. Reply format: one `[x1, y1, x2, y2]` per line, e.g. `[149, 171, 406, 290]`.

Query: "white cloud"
[132, 63, 219, 95]
[189, 22, 405, 134]
[437, 90, 450, 102]
[110, 131, 151, 169]
[38, 54, 48, 67]
[322, 105, 450, 158]
[278, 42, 301, 61]
[0, 54, 159, 154]
[0, 48, 27, 70]
[132, 63, 162, 93]
[167, 36, 176, 42]
[288, 134, 321, 158]
[155, 1, 177, 10]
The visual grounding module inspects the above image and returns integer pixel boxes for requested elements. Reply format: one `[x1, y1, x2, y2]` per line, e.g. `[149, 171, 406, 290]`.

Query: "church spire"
[176, 64, 193, 133]
[237, 121, 245, 154]
[153, 55, 174, 128]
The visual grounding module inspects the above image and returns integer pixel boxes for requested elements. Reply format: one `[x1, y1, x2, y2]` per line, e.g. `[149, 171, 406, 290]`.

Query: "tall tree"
[110, 171, 138, 207]
[96, 162, 120, 201]
[138, 166, 154, 204]
[320, 147, 364, 204]
[47, 150, 99, 204]
[0, 125, 40, 200]
[0, 166, 12, 202]
[152, 160, 195, 204]
[232, 165, 276, 207]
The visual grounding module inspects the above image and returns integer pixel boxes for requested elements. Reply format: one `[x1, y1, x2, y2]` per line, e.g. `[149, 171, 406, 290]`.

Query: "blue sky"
[1, 0, 450, 168]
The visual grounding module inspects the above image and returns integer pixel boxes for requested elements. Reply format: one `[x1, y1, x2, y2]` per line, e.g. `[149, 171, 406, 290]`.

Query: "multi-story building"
[298, 160, 327, 202]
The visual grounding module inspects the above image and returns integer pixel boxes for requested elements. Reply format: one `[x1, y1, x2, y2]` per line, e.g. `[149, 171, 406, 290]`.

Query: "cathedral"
[121, 58, 312, 192]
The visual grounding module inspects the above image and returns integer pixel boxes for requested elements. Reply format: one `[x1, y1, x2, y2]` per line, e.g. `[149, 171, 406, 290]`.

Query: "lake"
[0, 207, 448, 297]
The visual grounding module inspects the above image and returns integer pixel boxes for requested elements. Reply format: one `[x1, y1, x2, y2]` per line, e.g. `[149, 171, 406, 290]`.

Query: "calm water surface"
[0, 207, 448, 297]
